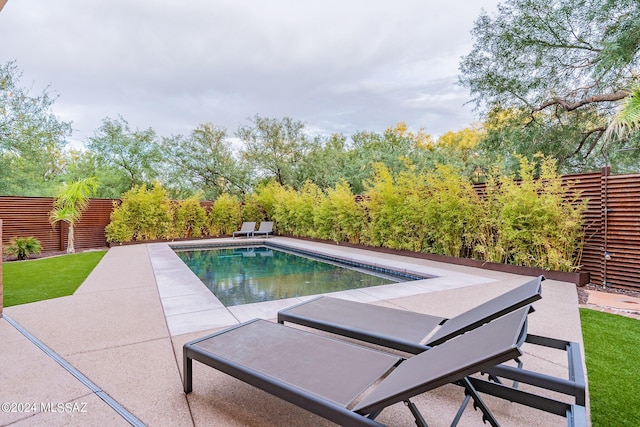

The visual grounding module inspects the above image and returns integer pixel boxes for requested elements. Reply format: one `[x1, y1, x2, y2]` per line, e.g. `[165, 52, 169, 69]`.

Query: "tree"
[293, 133, 349, 190]
[345, 123, 433, 193]
[433, 126, 486, 181]
[236, 115, 306, 187]
[477, 105, 609, 174]
[160, 123, 251, 199]
[61, 148, 131, 198]
[49, 177, 98, 253]
[0, 61, 72, 195]
[86, 116, 161, 191]
[459, 0, 640, 170]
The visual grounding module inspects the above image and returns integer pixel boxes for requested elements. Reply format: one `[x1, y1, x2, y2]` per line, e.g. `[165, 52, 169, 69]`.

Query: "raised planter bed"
[285, 235, 590, 287]
[108, 234, 590, 287]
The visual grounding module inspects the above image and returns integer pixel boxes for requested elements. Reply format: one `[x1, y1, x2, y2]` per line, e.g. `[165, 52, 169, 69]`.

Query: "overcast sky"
[0, 1, 500, 147]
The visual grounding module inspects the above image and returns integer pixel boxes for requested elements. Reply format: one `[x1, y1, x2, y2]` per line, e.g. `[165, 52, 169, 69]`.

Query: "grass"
[580, 308, 640, 427]
[2, 250, 107, 307]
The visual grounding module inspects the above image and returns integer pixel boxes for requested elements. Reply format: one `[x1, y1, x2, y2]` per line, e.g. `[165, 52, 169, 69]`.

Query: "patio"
[0, 237, 587, 426]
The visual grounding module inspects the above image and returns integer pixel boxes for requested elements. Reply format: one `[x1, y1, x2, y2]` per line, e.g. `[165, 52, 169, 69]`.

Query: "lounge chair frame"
[232, 222, 256, 239]
[277, 276, 586, 425]
[252, 221, 273, 238]
[278, 276, 545, 353]
[184, 308, 571, 426]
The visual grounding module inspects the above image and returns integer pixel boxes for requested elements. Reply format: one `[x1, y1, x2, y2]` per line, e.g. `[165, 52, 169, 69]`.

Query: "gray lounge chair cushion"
[184, 307, 529, 424]
[279, 296, 445, 345]
[189, 319, 401, 407]
[278, 276, 543, 352]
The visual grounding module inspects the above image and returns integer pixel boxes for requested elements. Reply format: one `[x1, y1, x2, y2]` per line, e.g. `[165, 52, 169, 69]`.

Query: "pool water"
[175, 246, 400, 306]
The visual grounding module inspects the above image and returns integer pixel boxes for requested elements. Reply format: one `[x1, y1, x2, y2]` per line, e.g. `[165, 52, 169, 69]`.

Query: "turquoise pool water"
[175, 246, 402, 306]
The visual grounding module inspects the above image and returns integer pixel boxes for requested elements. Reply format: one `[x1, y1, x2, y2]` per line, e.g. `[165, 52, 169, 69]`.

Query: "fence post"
[59, 217, 66, 252]
[601, 166, 611, 287]
[1, 218, 3, 318]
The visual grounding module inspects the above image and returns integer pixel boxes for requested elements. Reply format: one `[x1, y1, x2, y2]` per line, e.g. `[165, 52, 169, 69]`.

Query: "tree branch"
[572, 126, 606, 158]
[536, 91, 629, 112]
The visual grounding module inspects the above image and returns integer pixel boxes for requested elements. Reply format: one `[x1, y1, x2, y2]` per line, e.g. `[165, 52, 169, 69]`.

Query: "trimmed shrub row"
[106, 156, 585, 272]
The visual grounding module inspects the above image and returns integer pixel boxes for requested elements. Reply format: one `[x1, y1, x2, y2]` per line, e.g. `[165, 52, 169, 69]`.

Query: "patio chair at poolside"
[279, 275, 545, 352]
[277, 275, 586, 413]
[232, 222, 256, 239]
[185, 307, 584, 426]
[252, 221, 273, 238]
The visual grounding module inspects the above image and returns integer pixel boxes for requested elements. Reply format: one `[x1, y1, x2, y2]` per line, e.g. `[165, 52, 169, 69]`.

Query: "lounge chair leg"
[184, 354, 193, 393]
[459, 377, 500, 427]
[512, 357, 523, 389]
[451, 394, 471, 426]
[366, 409, 383, 421]
[404, 399, 428, 427]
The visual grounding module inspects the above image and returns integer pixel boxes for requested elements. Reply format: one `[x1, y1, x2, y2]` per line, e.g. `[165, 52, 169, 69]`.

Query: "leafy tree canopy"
[460, 0, 640, 170]
[236, 115, 307, 187]
[0, 61, 72, 195]
[160, 123, 252, 199]
[86, 115, 161, 192]
[293, 133, 349, 191]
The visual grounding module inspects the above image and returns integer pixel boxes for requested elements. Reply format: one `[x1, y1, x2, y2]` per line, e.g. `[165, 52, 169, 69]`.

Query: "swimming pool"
[175, 245, 420, 306]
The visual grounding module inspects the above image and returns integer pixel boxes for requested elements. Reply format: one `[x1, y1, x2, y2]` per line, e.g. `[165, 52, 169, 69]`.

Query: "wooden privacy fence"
[0, 197, 114, 253]
[0, 167, 639, 291]
[559, 168, 640, 291]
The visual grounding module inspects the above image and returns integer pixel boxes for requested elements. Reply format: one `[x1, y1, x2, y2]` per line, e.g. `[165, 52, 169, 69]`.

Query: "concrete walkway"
[581, 289, 640, 320]
[1, 238, 590, 426]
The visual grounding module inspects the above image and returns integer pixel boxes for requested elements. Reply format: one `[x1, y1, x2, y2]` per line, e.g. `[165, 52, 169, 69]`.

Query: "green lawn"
[2, 251, 107, 307]
[580, 308, 640, 427]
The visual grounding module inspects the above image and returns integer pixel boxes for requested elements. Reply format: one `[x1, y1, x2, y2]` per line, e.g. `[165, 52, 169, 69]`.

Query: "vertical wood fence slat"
[1, 218, 3, 318]
[0, 167, 639, 291]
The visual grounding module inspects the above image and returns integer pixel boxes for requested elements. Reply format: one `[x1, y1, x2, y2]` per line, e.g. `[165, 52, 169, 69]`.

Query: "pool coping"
[151, 236, 499, 336]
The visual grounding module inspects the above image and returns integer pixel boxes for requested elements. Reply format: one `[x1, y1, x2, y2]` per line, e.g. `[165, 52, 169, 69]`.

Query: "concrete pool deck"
[1, 237, 588, 426]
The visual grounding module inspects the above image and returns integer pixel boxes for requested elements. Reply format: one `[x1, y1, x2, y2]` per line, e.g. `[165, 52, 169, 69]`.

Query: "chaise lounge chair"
[232, 222, 256, 239]
[252, 221, 273, 238]
[278, 275, 545, 353]
[184, 307, 584, 426]
[277, 275, 586, 416]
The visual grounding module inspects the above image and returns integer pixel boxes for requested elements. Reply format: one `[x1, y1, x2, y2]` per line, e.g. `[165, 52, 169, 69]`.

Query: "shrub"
[269, 184, 298, 236]
[315, 179, 364, 243]
[361, 163, 482, 255]
[253, 181, 281, 220]
[4, 236, 42, 260]
[208, 193, 242, 236]
[104, 200, 134, 243]
[173, 195, 207, 238]
[240, 193, 266, 223]
[479, 155, 586, 271]
[361, 163, 409, 249]
[289, 181, 322, 237]
[421, 165, 481, 257]
[105, 182, 173, 243]
[391, 167, 431, 252]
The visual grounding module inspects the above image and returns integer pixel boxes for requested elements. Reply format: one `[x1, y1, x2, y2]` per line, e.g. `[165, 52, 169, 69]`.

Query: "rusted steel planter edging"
[111, 235, 590, 287]
[287, 236, 590, 287]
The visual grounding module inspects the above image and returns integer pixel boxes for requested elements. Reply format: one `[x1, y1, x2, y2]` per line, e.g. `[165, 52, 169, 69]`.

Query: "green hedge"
[106, 157, 585, 272]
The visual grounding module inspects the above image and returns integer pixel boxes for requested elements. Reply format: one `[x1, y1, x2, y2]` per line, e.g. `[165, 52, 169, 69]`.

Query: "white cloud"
[0, 0, 500, 145]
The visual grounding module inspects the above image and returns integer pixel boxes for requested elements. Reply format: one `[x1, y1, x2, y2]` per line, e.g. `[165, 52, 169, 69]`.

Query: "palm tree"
[4, 236, 42, 260]
[49, 177, 98, 253]
[604, 83, 640, 142]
